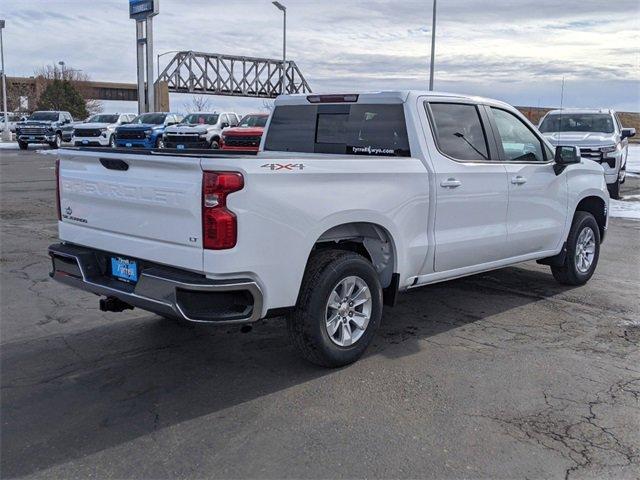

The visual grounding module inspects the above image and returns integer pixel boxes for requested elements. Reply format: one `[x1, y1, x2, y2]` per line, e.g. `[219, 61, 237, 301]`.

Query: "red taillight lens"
[55, 159, 61, 221]
[202, 171, 244, 249]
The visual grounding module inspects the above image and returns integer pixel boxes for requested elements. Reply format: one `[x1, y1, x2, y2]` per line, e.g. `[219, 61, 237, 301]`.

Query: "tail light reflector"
[202, 171, 244, 249]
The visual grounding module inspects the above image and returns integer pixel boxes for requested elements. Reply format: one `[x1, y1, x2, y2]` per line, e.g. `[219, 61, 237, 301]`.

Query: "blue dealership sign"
[129, 0, 158, 20]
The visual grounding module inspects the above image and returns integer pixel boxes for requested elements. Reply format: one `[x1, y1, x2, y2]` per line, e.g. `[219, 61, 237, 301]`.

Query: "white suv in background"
[538, 109, 636, 199]
[73, 113, 137, 148]
[163, 112, 240, 149]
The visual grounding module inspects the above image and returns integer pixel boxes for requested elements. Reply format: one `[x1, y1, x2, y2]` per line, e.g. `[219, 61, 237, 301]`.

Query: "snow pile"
[610, 194, 640, 220]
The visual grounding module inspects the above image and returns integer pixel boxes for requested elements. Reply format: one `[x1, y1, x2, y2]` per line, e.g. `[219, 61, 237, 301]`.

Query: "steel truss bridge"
[157, 51, 312, 99]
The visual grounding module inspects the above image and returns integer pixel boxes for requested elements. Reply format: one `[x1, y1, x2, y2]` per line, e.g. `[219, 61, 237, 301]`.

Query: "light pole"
[157, 50, 179, 78]
[272, 1, 286, 94]
[428, 0, 437, 91]
[0, 20, 10, 142]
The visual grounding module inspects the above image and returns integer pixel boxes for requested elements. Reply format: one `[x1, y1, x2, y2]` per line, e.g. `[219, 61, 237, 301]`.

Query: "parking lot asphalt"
[1, 146, 639, 479]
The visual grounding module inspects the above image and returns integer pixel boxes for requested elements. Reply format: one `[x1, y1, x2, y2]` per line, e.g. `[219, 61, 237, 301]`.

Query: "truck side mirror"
[554, 145, 581, 174]
[621, 128, 636, 140]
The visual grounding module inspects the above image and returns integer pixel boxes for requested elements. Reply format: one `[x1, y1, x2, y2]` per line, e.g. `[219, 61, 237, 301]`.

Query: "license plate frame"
[177, 144, 185, 150]
[110, 256, 138, 283]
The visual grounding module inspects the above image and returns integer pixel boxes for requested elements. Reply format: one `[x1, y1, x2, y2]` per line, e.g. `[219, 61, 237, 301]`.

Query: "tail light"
[55, 158, 61, 220]
[202, 171, 244, 249]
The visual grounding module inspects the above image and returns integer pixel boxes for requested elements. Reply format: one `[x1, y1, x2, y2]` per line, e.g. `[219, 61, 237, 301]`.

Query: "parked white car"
[73, 113, 137, 148]
[538, 109, 635, 199]
[163, 112, 240, 149]
[49, 91, 609, 367]
[0, 113, 29, 133]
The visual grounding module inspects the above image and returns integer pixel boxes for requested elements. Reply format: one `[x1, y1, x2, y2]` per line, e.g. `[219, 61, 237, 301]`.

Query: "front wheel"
[210, 138, 220, 149]
[109, 134, 116, 148]
[156, 137, 165, 149]
[551, 211, 600, 286]
[49, 132, 62, 149]
[607, 179, 620, 200]
[18, 141, 28, 150]
[287, 250, 383, 367]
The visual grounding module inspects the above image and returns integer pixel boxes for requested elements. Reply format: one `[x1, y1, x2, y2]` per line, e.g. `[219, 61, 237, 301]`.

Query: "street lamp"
[428, 0, 436, 91]
[0, 19, 10, 142]
[272, 1, 286, 94]
[157, 50, 180, 78]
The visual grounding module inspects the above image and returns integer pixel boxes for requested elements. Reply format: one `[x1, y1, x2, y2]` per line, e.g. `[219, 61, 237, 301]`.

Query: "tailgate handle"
[100, 158, 129, 171]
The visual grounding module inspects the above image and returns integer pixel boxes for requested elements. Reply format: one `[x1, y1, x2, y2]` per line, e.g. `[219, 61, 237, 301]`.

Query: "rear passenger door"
[487, 107, 568, 257]
[425, 100, 509, 272]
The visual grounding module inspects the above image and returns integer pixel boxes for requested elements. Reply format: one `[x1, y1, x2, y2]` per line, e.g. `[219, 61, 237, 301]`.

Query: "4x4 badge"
[261, 163, 304, 171]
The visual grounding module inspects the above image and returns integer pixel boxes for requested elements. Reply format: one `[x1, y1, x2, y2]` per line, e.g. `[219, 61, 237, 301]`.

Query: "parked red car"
[220, 113, 269, 151]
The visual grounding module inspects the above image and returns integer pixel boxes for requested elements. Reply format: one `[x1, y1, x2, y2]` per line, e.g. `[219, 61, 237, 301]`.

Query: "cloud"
[2, 0, 639, 112]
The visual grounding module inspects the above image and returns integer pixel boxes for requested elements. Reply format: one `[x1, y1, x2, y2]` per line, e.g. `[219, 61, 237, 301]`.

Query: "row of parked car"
[72, 111, 269, 152]
[13, 110, 269, 153]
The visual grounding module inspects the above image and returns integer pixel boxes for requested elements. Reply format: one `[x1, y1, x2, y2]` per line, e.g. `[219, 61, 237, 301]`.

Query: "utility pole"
[272, 2, 287, 95]
[0, 20, 10, 142]
[428, 0, 437, 91]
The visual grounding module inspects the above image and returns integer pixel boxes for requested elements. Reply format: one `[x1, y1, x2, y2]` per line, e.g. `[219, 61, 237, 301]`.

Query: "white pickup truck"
[49, 91, 609, 367]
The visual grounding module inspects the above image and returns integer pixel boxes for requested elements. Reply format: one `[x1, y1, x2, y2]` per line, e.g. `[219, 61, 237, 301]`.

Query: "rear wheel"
[18, 141, 28, 150]
[287, 250, 383, 367]
[607, 179, 620, 199]
[551, 211, 600, 285]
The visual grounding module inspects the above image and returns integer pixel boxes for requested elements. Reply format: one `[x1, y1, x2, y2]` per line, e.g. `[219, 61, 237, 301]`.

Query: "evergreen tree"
[36, 79, 89, 119]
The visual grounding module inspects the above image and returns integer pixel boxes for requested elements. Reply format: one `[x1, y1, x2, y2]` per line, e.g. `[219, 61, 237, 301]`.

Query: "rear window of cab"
[264, 104, 411, 157]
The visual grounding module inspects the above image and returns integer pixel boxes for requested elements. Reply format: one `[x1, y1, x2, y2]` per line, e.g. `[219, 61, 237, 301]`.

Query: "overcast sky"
[2, 0, 639, 114]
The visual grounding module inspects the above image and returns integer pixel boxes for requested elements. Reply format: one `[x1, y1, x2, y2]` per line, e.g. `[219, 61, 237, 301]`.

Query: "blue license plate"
[177, 144, 185, 150]
[126, 142, 132, 147]
[29, 136, 35, 140]
[82, 139, 88, 144]
[111, 257, 138, 283]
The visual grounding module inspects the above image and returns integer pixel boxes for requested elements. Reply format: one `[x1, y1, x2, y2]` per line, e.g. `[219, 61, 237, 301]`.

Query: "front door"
[425, 101, 509, 272]
[488, 107, 568, 257]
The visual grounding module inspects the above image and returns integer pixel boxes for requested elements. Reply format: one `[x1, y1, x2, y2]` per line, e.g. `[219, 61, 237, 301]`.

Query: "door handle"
[511, 176, 527, 185]
[440, 178, 461, 188]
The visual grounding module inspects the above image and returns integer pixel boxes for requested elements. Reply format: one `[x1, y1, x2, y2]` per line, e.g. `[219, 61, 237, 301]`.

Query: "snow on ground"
[0, 142, 19, 149]
[610, 195, 640, 220]
[626, 144, 640, 176]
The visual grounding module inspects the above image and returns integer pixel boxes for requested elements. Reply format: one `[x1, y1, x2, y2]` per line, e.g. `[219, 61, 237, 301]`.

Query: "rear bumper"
[48, 243, 264, 324]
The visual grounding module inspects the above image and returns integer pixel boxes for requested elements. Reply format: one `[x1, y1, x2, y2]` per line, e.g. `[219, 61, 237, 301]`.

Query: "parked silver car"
[538, 109, 636, 199]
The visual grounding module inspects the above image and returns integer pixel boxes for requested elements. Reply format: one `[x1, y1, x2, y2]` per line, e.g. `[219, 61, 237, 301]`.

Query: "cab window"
[490, 108, 546, 162]
[427, 102, 489, 161]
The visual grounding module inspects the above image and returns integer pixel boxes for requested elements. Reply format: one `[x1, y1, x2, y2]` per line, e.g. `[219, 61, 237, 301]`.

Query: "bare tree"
[34, 64, 103, 115]
[183, 95, 211, 112]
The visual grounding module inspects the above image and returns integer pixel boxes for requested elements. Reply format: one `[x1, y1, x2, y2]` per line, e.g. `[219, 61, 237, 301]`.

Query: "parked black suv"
[15, 111, 75, 149]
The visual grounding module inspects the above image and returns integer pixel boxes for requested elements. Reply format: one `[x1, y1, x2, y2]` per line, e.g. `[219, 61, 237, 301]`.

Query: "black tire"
[156, 137, 165, 149]
[287, 250, 383, 368]
[49, 132, 62, 149]
[607, 179, 620, 199]
[551, 211, 600, 286]
[620, 165, 626, 185]
[210, 138, 220, 149]
[109, 134, 116, 148]
[18, 141, 28, 150]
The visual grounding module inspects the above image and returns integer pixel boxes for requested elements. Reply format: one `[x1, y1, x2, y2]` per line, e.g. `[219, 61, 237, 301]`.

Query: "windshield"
[181, 113, 219, 125]
[239, 114, 268, 127]
[29, 112, 59, 121]
[539, 114, 615, 134]
[131, 113, 166, 125]
[86, 114, 120, 123]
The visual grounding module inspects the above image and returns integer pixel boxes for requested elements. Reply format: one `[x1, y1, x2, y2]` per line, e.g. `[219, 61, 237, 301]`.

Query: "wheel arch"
[311, 222, 398, 292]
[575, 195, 607, 242]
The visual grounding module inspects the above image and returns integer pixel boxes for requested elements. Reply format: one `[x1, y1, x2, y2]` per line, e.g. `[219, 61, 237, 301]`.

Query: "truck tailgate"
[57, 150, 203, 271]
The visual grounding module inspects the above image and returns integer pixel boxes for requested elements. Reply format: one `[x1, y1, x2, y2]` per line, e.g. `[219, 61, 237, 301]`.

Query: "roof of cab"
[274, 90, 513, 109]
[544, 108, 614, 116]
